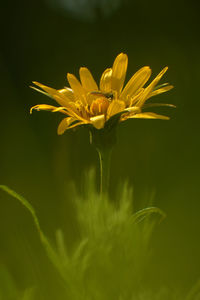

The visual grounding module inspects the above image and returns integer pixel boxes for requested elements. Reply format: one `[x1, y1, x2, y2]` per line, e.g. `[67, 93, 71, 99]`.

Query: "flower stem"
[97, 146, 112, 196]
[90, 124, 117, 197]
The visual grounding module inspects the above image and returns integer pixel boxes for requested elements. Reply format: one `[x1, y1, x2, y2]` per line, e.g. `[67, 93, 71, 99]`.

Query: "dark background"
[0, 0, 200, 297]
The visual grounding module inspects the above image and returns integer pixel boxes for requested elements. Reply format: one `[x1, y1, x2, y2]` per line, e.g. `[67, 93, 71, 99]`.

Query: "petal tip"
[163, 66, 168, 72]
[115, 52, 128, 62]
[79, 67, 87, 72]
[67, 73, 73, 80]
[32, 81, 39, 85]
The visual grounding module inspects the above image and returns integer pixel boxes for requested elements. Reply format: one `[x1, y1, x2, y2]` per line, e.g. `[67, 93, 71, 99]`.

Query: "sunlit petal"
[67, 73, 87, 105]
[127, 112, 170, 120]
[90, 115, 105, 129]
[143, 103, 176, 109]
[124, 106, 141, 113]
[107, 100, 126, 119]
[32, 81, 73, 108]
[30, 104, 68, 114]
[136, 67, 168, 107]
[58, 88, 75, 101]
[147, 84, 174, 99]
[30, 86, 53, 99]
[111, 53, 128, 95]
[120, 67, 151, 103]
[31, 54, 174, 133]
[100, 68, 112, 93]
[130, 88, 144, 106]
[79, 67, 98, 92]
[57, 117, 86, 135]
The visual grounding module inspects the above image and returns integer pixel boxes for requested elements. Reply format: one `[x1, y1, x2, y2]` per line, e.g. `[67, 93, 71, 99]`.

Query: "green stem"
[97, 146, 112, 196]
[90, 123, 117, 196]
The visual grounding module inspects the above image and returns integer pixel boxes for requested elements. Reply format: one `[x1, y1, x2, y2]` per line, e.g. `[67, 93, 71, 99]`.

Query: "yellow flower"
[30, 53, 174, 135]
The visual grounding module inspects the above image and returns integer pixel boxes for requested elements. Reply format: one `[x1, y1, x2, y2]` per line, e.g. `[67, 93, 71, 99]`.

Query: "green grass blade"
[0, 185, 40, 232]
[132, 206, 166, 224]
[0, 185, 67, 283]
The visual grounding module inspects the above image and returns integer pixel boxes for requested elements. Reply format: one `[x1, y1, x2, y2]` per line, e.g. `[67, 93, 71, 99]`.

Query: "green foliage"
[0, 185, 67, 285]
[0, 265, 35, 300]
[0, 172, 164, 300]
[186, 279, 200, 300]
[1, 175, 200, 299]
[60, 171, 165, 300]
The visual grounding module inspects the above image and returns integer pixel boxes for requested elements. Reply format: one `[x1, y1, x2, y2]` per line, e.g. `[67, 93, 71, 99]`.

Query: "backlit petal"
[127, 112, 170, 120]
[90, 115, 105, 129]
[111, 53, 128, 95]
[57, 117, 86, 135]
[120, 66, 151, 103]
[67, 73, 87, 104]
[30, 86, 53, 99]
[30, 104, 68, 114]
[124, 106, 141, 113]
[32, 82, 71, 107]
[136, 67, 168, 107]
[130, 88, 144, 106]
[58, 88, 75, 101]
[79, 67, 98, 92]
[107, 100, 126, 119]
[33, 82, 87, 121]
[143, 103, 176, 109]
[147, 84, 174, 99]
[100, 68, 112, 93]
[31, 54, 174, 133]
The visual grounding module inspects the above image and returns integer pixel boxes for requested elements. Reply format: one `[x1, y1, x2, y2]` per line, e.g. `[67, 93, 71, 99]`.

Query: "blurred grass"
[0, 171, 169, 299]
[1, 171, 200, 299]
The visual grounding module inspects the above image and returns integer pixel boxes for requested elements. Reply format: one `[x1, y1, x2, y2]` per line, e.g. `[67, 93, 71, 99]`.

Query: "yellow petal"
[32, 82, 86, 122]
[124, 106, 141, 113]
[79, 67, 98, 92]
[30, 86, 53, 99]
[120, 66, 151, 103]
[127, 112, 170, 120]
[147, 85, 174, 99]
[30, 104, 67, 114]
[143, 103, 176, 109]
[100, 68, 112, 93]
[120, 106, 141, 121]
[107, 100, 126, 119]
[32, 82, 71, 107]
[57, 117, 86, 135]
[130, 88, 144, 106]
[111, 53, 128, 95]
[136, 67, 168, 107]
[67, 73, 87, 105]
[58, 88, 75, 101]
[90, 115, 105, 129]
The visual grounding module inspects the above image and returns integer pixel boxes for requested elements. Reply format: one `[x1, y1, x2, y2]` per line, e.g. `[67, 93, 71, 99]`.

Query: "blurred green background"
[0, 0, 200, 298]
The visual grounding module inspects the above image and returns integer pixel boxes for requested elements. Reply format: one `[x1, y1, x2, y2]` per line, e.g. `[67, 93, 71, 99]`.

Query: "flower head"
[30, 53, 174, 134]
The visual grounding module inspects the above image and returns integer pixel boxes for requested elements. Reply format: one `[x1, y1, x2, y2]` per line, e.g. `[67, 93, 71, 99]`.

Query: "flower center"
[90, 97, 110, 115]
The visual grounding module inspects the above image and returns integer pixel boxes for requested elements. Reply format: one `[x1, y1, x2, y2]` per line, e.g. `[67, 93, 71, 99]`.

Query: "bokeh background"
[0, 0, 200, 298]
